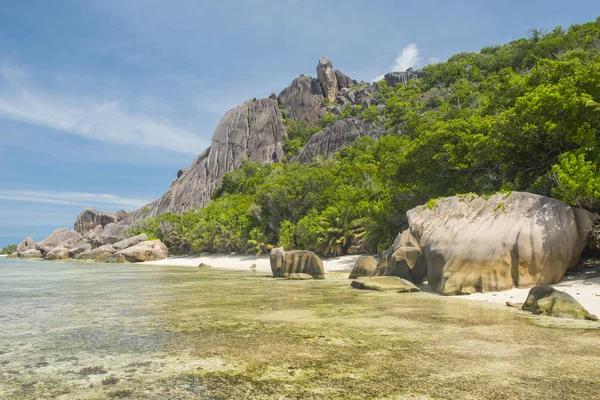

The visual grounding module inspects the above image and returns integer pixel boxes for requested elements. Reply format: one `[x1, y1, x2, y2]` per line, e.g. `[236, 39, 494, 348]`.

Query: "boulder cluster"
[11, 208, 168, 263]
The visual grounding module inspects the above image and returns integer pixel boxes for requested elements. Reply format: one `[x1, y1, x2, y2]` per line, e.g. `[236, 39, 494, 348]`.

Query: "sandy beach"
[143, 254, 600, 316]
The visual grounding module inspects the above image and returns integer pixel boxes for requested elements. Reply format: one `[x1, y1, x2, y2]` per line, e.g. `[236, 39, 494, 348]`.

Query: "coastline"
[143, 254, 600, 317]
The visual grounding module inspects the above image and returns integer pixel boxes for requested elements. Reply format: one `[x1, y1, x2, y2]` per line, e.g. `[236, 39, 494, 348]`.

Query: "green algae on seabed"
[0, 259, 599, 399]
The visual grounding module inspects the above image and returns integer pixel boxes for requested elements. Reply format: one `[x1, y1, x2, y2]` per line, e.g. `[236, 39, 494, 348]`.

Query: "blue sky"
[1, 0, 599, 247]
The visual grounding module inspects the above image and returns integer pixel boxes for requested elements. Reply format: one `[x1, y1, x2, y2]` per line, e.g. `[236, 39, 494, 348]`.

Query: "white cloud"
[428, 57, 441, 65]
[0, 189, 150, 210]
[372, 43, 425, 82]
[0, 66, 208, 155]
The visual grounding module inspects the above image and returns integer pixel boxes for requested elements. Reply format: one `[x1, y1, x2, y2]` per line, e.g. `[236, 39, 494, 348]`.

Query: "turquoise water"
[1, 257, 599, 399]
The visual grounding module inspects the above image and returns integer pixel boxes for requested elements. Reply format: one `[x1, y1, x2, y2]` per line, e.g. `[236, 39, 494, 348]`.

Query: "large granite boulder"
[317, 56, 338, 102]
[69, 243, 92, 257]
[74, 208, 125, 234]
[100, 223, 130, 245]
[375, 229, 427, 284]
[113, 234, 149, 251]
[118, 240, 169, 262]
[7, 252, 18, 259]
[82, 244, 117, 261]
[351, 276, 420, 292]
[19, 249, 42, 258]
[45, 246, 70, 260]
[121, 98, 286, 223]
[349, 256, 377, 279]
[294, 117, 384, 163]
[17, 237, 37, 257]
[270, 247, 325, 279]
[278, 75, 325, 126]
[36, 228, 82, 254]
[522, 286, 598, 321]
[404, 192, 596, 295]
[82, 225, 103, 247]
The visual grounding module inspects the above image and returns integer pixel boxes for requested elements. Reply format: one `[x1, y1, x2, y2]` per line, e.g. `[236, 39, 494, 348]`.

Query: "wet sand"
[1, 257, 599, 399]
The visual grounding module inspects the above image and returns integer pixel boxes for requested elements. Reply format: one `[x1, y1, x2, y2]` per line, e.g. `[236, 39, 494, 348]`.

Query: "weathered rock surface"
[68, 243, 92, 257]
[19, 249, 42, 258]
[278, 75, 325, 126]
[286, 273, 314, 280]
[36, 228, 82, 254]
[82, 225, 103, 247]
[383, 69, 423, 87]
[119, 240, 169, 262]
[404, 192, 596, 295]
[7, 252, 18, 258]
[74, 208, 126, 234]
[113, 234, 149, 251]
[122, 98, 287, 223]
[522, 285, 598, 320]
[17, 237, 36, 257]
[294, 117, 384, 163]
[375, 229, 427, 284]
[351, 276, 420, 292]
[349, 256, 378, 279]
[45, 246, 70, 260]
[83, 244, 117, 261]
[270, 247, 325, 279]
[317, 56, 338, 102]
[100, 224, 130, 245]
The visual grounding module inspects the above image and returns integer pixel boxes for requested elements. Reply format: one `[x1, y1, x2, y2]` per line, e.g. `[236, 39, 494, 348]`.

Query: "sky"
[0, 0, 599, 247]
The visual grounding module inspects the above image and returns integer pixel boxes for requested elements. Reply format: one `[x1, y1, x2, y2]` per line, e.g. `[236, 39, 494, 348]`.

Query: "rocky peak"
[384, 69, 424, 87]
[316, 56, 339, 102]
[74, 208, 127, 234]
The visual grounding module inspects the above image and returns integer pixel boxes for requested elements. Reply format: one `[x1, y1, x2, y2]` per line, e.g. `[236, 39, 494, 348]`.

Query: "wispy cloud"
[372, 43, 424, 81]
[0, 189, 150, 210]
[0, 66, 208, 155]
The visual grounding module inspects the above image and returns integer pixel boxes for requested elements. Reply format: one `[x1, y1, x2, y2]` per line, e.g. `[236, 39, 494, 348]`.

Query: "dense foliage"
[132, 18, 600, 256]
[1, 244, 17, 255]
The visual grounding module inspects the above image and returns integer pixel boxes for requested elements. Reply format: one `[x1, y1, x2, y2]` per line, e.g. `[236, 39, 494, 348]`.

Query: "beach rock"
[100, 223, 130, 245]
[82, 225, 103, 247]
[73, 249, 92, 260]
[317, 56, 338, 102]
[7, 252, 17, 258]
[45, 246, 70, 260]
[198, 263, 211, 269]
[19, 249, 42, 258]
[278, 75, 325, 126]
[404, 192, 596, 295]
[376, 230, 427, 284]
[349, 256, 377, 279]
[84, 244, 117, 261]
[522, 285, 598, 320]
[294, 117, 384, 163]
[69, 243, 92, 257]
[249, 263, 257, 269]
[351, 276, 420, 292]
[506, 301, 524, 309]
[36, 228, 82, 254]
[286, 273, 314, 280]
[121, 98, 286, 223]
[270, 247, 325, 279]
[107, 254, 127, 263]
[17, 237, 37, 257]
[118, 240, 169, 263]
[74, 208, 124, 234]
[113, 234, 149, 251]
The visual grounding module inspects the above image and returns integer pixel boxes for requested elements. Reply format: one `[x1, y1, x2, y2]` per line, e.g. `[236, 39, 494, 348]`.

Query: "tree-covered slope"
[131, 17, 600, 256]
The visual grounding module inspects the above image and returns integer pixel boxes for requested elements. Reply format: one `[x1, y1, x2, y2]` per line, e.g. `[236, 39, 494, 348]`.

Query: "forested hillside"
[131, 18, 600, 256]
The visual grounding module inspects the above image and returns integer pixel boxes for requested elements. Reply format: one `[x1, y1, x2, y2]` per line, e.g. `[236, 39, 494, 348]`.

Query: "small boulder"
[17, 237, 37, 256]
[249, 263, 257, 269]
[351, 276, 420, 293]
[45, 246, 70, 260]
[522, 286, 598, 321]
[119, 240, 168, 263]
[112, 234, 149, 251]
[198, 263, 211, 269]
[349, 256, 377, 279]
[286, 273, 314, 280]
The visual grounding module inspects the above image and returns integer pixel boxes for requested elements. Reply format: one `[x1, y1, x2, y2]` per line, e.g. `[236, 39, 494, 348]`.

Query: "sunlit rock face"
[122, 98, 286, 223]
[384, 192, 596, 295]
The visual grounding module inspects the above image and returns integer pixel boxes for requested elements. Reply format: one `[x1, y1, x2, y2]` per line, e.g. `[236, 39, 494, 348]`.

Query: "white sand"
[460, 275, 600, 317]
[142, 253, 363, 273]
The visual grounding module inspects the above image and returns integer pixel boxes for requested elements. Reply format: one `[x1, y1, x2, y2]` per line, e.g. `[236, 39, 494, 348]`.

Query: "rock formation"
[36, 228, 82, 253]
[349, 256, 378, 279]
[121, 98, 287, 222]
[522, 285, 598, 320]
[17, 237, 36, 257]
[375, 229, 427, 284]
[351, 276, 420, 292]
[294, 117, 384, 163]
[112, 234, 149, 251]
[270, 247, 325, 279]
[389, 192, 596, 295]
[117, 240, 169, 262]
[74, 208, 127, 234]
[278, 75, 325, 126]
[317, 56, 339, 102]
[383, 69, 423, 87]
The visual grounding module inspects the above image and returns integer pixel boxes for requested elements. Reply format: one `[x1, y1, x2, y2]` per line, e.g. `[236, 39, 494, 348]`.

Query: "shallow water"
[1, 258, 599, 399]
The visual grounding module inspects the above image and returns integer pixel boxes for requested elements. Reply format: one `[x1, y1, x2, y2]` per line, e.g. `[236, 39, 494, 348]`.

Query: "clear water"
[1, 257, 599, 399]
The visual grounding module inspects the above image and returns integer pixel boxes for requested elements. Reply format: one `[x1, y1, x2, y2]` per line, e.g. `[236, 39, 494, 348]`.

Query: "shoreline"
[142, 254, 600, 317]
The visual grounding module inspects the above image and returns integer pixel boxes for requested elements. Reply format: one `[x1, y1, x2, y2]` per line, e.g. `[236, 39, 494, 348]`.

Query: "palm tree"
[585, 98, 600, 112]
[317, 207, 366, 257]
[214, 224, 238, 253]
[246, 228, 274, 256]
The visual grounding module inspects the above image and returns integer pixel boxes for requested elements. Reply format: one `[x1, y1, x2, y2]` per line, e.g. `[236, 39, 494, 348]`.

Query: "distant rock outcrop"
[122, 98, 287, 222]
[17, 237, 37, 257]
[294, 117, 384, 163]
[387, 192, 596, 295]
[317, 56, 339, 102]
[74, 208, 126, 234]
[278, 75, 325, 126]
[383, 69, 423, 87]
